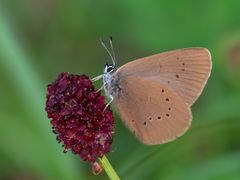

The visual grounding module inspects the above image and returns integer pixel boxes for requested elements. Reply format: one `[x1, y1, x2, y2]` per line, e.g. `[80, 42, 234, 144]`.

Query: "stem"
[99, 155, 120, 180]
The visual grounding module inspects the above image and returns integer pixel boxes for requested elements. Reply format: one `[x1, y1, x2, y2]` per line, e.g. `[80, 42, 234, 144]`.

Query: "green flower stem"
[99, 156, 120, 180]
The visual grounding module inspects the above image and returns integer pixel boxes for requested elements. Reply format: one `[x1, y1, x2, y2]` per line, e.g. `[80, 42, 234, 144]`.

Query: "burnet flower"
[45, 72, 114, 166]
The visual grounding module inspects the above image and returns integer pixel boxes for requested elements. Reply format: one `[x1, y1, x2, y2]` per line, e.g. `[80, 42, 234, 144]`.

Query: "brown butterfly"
[93, 38, 212, 145]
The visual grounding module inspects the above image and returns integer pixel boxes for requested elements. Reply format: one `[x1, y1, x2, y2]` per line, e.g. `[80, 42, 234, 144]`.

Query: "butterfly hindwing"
[113, 76, 192, 145]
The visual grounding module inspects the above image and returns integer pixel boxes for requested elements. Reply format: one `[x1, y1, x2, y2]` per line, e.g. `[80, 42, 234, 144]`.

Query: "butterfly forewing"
[116, 48, 212, 106]
[113, 76, 192, 145]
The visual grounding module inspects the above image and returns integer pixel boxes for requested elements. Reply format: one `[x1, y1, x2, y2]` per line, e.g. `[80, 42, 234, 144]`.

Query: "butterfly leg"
[91, 75, 103, 82]
[96, 85, 104, 92]
[103, 96, 114, 112]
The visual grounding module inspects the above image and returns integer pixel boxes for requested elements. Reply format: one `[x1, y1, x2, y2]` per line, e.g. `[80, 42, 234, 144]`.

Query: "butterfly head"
[103, 62, 116, 88]
[101, 37, 120, 100]
[103, 62, 120, 101]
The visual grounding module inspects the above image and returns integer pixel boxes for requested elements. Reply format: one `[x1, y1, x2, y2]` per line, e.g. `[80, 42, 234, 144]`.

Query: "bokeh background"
[1, 1, 240, 180]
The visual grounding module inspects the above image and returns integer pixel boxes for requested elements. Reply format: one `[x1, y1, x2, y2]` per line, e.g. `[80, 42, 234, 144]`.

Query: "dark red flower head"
[45, 72, 114, 162]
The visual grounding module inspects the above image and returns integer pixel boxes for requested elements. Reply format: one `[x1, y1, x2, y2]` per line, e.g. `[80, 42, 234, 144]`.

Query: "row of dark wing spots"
[145, 110, 171, 125]
[165, 57, 185, 83]
[144, 117, 177, 125]
[142, 93, 171, 126]
[144, 97, 171, 124]
[132, 119, 148, 127]
[178, 57, 186, 76]
[162, 58, 188, 85]
[171, 56, 208, 82]
[180, 57, 185, 72]
[166, 96, 170, 117]
[181, 63, 185, 74]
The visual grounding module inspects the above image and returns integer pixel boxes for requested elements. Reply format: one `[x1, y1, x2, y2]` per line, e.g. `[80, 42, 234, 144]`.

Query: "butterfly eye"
[107, 67, 112, 72]
[107, 66, 114, 73]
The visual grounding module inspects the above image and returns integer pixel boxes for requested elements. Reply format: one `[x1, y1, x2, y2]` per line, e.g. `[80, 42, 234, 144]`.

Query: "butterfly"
[93, 37, 212, 145]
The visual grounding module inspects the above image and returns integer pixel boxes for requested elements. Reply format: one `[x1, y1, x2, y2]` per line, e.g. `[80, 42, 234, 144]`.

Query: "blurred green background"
[0, 0, 240, 180]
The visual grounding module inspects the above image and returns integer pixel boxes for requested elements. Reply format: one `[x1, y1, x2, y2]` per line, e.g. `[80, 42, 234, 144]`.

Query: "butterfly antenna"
[109, 36, 116, 66]
[100, 38, 115, 66]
